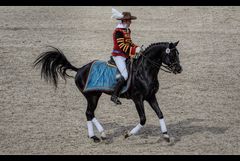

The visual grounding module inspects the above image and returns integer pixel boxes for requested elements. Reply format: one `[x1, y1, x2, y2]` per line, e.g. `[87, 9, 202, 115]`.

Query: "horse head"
[140, 41, 182, 74]
[161, 41, 182, 74]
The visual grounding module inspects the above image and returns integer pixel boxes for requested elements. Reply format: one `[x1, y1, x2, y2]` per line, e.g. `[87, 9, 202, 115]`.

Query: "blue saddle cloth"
[83, 60, 127, 93]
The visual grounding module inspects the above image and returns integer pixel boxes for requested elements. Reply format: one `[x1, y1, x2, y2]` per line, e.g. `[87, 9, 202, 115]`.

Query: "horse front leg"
[147, 95, 170, 142]
[125, 98, 146, 138]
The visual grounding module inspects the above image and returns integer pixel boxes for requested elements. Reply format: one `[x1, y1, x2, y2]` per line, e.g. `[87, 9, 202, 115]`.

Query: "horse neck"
[139, 45, 164, 76]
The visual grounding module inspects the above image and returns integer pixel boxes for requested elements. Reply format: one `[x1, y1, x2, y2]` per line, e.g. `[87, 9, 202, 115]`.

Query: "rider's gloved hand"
[130, 47, 141, 59]
[136, 47, 141, 54]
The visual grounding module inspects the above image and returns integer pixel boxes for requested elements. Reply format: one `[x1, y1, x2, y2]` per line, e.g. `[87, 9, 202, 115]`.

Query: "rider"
[110, 9, 141, 105]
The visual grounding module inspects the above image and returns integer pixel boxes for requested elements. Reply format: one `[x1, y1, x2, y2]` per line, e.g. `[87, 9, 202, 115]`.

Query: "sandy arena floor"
[0, 6, 239, 154]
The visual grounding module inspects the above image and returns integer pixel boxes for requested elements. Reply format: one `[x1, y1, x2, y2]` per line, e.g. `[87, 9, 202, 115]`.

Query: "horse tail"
[33, 46, 79, 88]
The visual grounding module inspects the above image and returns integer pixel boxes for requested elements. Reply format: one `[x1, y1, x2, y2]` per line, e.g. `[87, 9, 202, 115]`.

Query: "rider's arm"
[115, 31, 138, 57]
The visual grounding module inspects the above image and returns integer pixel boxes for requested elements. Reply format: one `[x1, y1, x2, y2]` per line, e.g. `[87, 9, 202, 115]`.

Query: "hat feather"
[111, 8, 123, 19]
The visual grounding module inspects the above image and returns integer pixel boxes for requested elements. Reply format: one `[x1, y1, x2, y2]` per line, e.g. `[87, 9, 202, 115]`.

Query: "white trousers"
[112, 56, 128, 80]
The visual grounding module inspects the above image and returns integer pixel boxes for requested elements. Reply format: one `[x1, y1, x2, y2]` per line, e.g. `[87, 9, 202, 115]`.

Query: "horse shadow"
[102, 118, 228, 144]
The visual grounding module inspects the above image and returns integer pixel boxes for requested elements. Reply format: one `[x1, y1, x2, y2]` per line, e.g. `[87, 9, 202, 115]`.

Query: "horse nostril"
[177, 66, 182, 73]
[179, 67, 182, 73]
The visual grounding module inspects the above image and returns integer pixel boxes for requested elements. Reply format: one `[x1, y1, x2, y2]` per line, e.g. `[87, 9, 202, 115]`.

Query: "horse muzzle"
[172, 64, 182, 74]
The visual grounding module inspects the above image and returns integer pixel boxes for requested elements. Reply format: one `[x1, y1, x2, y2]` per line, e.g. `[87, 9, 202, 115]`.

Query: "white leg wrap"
[159, 118, 167, 133]
[101, 131, 106, 138]
[92, 118, 104, 133]
[130, 123, 143, 135]
[87, 121, 94, 137]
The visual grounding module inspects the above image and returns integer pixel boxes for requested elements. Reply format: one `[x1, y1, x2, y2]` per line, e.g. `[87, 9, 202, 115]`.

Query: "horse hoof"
[124, 134, 129, 139]
[163, 134, 170, 142]
[90, 136, 101, 143]
[124, 131, 132, 139]
[100, 132, 107, 140]
[101, 136, 107, 140]
[164, 137, 170, 142]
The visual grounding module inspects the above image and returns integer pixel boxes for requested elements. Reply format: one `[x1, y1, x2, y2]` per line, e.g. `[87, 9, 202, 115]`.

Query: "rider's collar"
[116, 22, 128, 29]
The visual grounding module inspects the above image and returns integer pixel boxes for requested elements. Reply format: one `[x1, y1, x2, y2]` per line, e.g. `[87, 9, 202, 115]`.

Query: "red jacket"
[112, 28, 138, 58]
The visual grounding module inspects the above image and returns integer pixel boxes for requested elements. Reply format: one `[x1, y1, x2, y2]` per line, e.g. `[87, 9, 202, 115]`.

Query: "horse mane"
[142, 42, 169, 54]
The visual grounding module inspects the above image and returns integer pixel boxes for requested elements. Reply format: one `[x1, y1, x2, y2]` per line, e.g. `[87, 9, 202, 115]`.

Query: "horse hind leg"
[91, 117, 107, 140]
[84, 92, 106, 143]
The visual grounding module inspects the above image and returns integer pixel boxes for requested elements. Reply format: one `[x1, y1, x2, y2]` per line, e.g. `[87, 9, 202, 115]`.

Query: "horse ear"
[174, 41, 179, 47]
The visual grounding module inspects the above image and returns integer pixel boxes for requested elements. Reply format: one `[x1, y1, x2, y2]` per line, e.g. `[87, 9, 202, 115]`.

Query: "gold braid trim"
[119, 43, 125, 49]
[124, 45, 129, 52]
[123, 45, 127, 52]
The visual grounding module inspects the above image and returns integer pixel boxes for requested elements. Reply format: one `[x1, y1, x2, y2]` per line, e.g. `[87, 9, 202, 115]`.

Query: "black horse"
[33, 41, 182, 143]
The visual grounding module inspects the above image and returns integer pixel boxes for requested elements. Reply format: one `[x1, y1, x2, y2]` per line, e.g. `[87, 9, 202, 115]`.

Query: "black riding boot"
[111, 76, 126, 105]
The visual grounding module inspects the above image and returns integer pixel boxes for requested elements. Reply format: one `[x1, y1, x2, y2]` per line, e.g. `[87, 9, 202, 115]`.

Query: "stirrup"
[111, 95, 122, 105]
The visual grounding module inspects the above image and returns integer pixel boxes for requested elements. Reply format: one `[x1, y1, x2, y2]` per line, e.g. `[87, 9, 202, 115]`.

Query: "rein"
[139, 52, 173, 73]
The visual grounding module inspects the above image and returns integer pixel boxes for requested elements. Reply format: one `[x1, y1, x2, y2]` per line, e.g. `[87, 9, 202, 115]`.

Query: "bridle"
[139, 53, 170, 73]
[138, 46, 178, 73]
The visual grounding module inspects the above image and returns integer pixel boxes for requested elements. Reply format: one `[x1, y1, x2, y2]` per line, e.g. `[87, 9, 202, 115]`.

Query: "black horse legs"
[84, 92, 106, 142]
